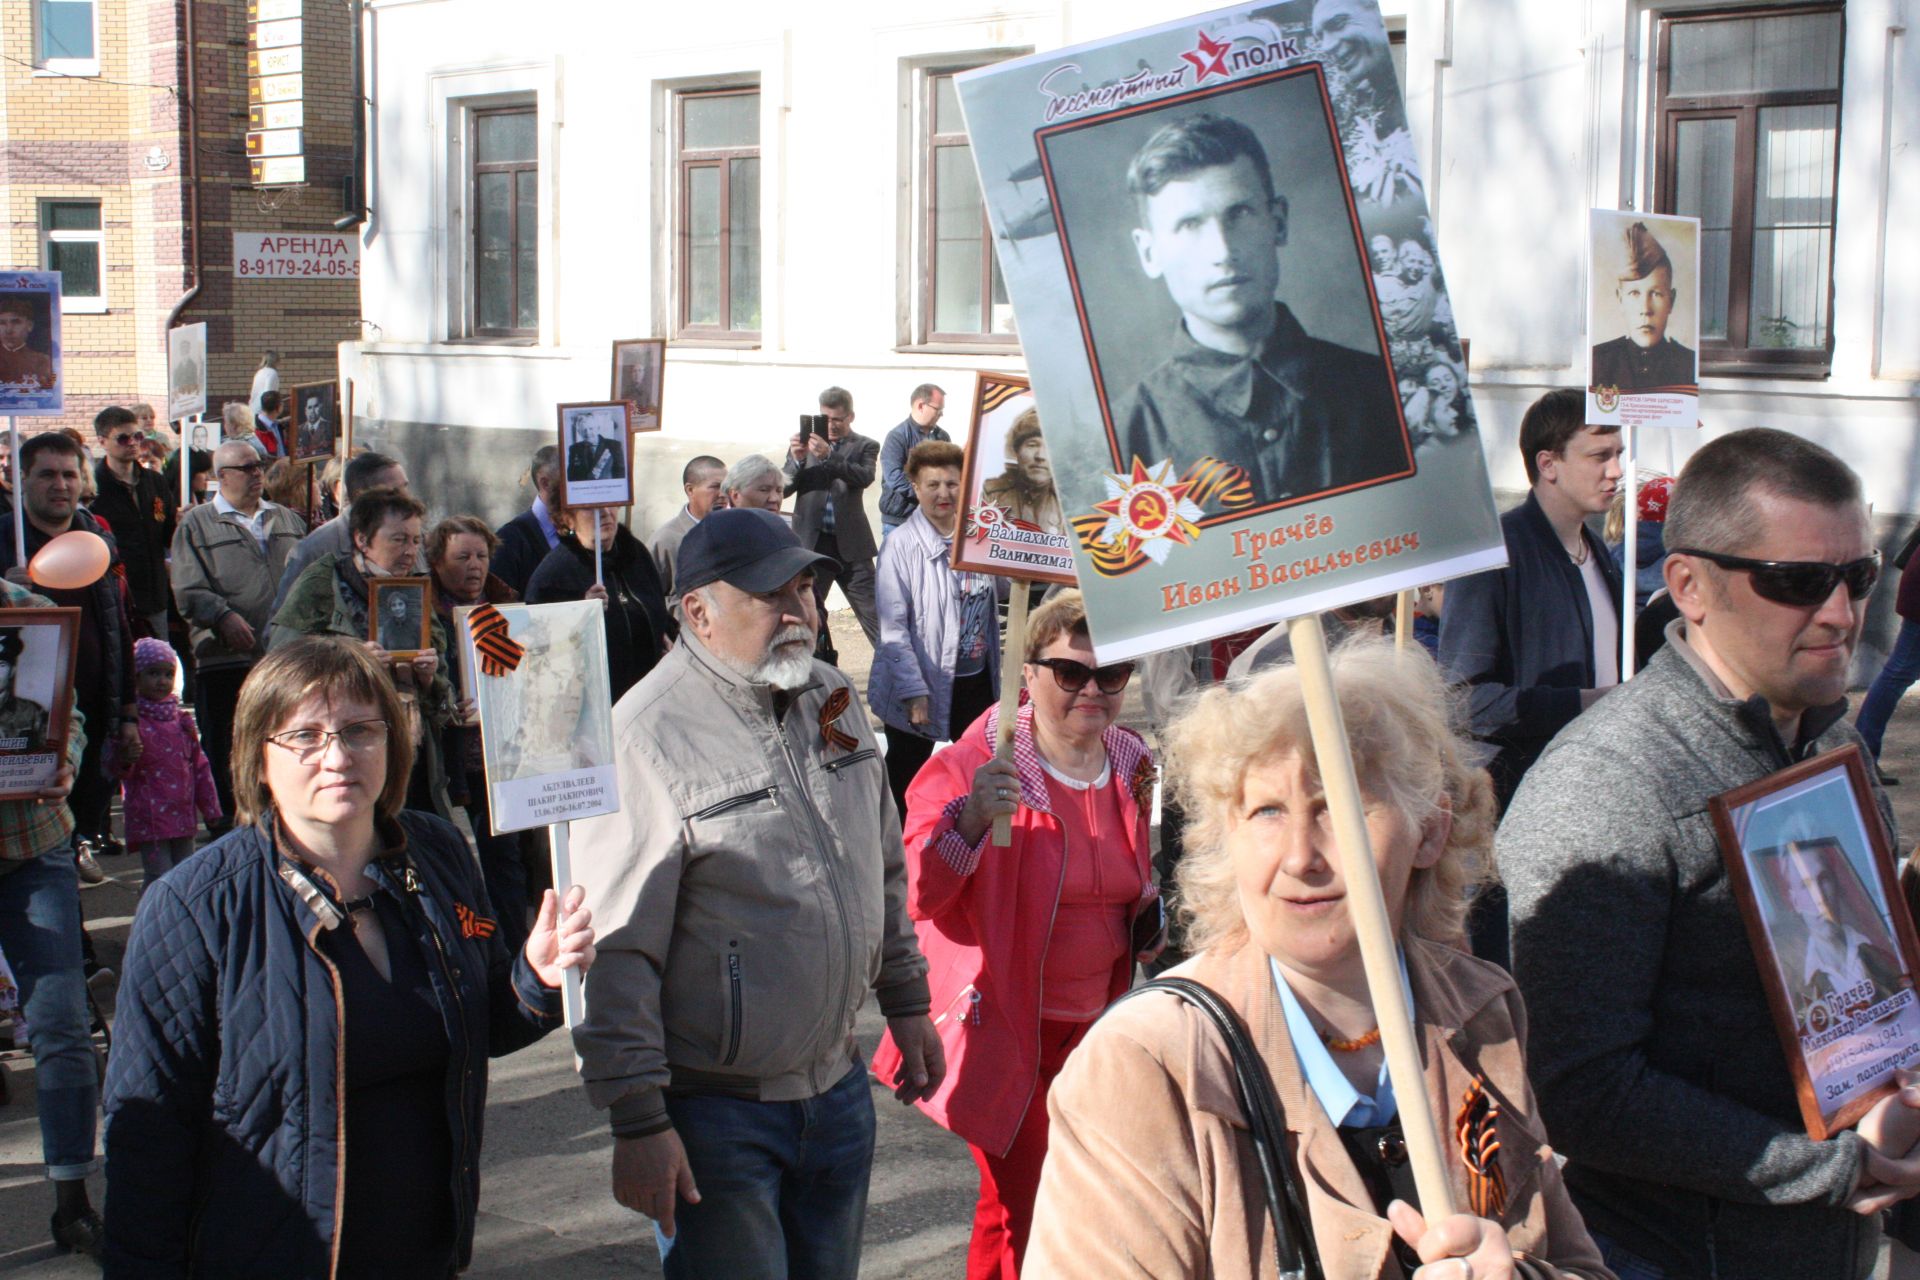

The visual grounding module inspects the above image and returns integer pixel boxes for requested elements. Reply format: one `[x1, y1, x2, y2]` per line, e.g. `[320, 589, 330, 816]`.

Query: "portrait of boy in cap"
[0, 297, 56, 392]
[1590, 220, 1698, 393]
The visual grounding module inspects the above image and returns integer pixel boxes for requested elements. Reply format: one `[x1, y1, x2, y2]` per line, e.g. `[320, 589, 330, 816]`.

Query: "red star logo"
[1181, 30, 1232, 81]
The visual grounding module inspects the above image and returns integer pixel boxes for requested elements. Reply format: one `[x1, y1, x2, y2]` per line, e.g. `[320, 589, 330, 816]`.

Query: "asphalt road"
[4, 608, 1920, 1277]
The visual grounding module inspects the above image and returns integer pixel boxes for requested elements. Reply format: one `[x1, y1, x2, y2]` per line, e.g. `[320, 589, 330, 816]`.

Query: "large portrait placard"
[558, 401, 634, 510]
[1586, 208, 1700, 431]
[459, 600, 618, 834]
[290, 380, 339, 462]
[610, 338, 665, 433]
[0, 608, 80, 800]
[952, 373, 1076, 585]
[955, 2, 1503, 661]
[167, 322, 208, 423]
[0, 273, 63, 416]
[1710, 745, 1920, 1139]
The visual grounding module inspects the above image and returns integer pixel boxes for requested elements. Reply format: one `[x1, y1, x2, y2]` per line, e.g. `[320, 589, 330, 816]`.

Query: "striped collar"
[981, 699, 1154, 817]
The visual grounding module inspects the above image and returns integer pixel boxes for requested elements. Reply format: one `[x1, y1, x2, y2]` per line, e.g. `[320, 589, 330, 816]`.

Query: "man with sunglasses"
[171, 440, 308, 830]
[91, 406, 177, 643]
[1503, 428, 1918, 1280]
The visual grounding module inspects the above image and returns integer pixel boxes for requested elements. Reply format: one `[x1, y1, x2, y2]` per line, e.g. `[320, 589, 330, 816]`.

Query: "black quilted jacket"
[101, 811, 561, 1277]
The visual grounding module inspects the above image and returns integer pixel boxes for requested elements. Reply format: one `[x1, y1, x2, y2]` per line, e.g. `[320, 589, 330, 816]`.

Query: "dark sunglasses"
[1031, 656, 1134, 695]
[109, 431, 142, 445]
[1670, 547, 1880, 607]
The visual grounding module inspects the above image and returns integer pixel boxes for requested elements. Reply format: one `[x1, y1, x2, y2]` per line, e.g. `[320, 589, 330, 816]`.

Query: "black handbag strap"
[1112, 976, 1323, 1280]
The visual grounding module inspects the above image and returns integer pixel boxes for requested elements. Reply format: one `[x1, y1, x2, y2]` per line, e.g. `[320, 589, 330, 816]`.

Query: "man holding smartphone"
[785, 387, 880, 657]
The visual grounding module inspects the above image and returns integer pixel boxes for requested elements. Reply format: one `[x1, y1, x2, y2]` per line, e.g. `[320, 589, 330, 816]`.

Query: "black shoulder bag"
[1112, 977, 1324, 1280]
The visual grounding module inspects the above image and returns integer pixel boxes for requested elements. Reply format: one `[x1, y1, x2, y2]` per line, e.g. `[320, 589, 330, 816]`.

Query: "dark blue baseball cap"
[675, 507, 833, 596]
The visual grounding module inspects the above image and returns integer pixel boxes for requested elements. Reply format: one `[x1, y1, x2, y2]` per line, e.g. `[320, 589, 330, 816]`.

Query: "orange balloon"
[29, 530, 112, 591]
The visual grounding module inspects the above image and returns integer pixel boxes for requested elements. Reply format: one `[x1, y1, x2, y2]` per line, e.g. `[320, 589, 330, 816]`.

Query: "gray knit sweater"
[1500, 626, 1899, 1280]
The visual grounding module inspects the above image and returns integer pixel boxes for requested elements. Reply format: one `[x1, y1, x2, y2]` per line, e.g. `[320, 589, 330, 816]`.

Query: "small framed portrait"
[368, 577, 432, 658]
[167, 321, 207, 423]
[1586, 208, 1701, 431]
[610, 338, 665, 433]
[0, 607, 80, 800]
[952, 372, 1077, 585]
[0, 272, 63, 416]
[558, 401, 634, 509]
[1710, 744, 1920, 1139]
[458, 600, 617, 833]
[290, 380, 339, 462]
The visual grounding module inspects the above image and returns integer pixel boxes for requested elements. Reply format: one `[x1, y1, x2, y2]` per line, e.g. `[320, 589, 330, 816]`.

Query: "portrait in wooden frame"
[610, 338, 665, 433]
[1710, 744, 1920, 1139]
[0, 607, 81, 799]
[557, 401, 634, 509]
[368, 576, 433, 659]
[289, 379, 339, 462]
[951, 371, 1076, 586]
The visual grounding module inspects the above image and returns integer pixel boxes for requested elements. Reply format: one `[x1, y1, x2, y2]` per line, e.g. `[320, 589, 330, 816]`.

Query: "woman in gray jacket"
[868, 440, 1001, 819]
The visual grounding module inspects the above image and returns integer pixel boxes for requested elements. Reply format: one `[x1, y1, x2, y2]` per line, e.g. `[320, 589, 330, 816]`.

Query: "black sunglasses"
[109, 431, 142, 445]
[1031, 656, 1134, 695]
[1670, 547, 1880, 607]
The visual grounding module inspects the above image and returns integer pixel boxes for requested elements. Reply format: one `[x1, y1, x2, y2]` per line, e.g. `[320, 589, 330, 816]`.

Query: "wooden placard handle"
[1394, 589, 1413, 652]
[546, 821, 586, 1031]
[991, 584, 1031, 847]
[1287, 613, 1455, 1218]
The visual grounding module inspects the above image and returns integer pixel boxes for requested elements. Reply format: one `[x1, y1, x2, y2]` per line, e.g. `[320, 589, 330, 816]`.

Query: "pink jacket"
[118, 698, 221, 843]
[870, 701, 1156, 1157]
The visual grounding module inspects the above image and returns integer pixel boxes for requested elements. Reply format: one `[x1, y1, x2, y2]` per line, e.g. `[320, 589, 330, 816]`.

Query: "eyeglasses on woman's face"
[266, 719, 389, 763]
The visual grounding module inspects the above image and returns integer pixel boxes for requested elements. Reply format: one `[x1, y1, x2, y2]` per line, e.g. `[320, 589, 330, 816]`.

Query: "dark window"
[471, 106, 538, 337]
[924, 70, 1013, 345]
[1655, 5, 1844, 374]
[40, 201, 102, 302]
[676, 88, 761, 340]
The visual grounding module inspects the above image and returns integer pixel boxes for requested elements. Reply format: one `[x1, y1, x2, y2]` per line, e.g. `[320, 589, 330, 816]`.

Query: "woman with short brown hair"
[103, 637, 594, 1277]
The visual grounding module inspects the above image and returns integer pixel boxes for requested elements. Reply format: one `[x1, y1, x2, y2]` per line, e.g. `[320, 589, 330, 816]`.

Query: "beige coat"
[1026, 937, 1613, 1280]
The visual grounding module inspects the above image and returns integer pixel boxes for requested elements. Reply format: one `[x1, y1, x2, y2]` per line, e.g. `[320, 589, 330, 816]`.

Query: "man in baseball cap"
[570, 504, 941, 1277]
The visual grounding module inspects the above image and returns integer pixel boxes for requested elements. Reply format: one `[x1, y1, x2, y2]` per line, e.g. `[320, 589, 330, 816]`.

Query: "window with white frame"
[40, 201, 102, 308]
[35, 0, 97, 70]
[468, 104, 538, 338]
[1654, 4, 1844, 375]
[919, 67, 1014, 346]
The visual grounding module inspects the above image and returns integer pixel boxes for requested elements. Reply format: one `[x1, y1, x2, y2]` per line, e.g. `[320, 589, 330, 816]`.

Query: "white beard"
[749, 634, 816, 690]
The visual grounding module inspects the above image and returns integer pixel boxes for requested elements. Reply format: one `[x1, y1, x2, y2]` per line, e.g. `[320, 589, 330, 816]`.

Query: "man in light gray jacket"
[571, 507, 941, 1279]
[1502, 428, 1920, 1280]
[170, 440, 306, 826]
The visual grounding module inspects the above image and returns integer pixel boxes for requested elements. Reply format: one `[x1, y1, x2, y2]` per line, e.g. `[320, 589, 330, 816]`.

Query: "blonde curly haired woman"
[1025, 638, 1610, 1280]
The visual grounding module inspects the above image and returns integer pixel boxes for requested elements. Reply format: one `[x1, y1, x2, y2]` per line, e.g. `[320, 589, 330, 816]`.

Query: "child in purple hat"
[114, 638, 221, 888]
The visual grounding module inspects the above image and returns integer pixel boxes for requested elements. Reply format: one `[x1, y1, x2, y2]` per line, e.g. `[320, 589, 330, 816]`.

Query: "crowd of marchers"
[0, 370, 1916, 1280]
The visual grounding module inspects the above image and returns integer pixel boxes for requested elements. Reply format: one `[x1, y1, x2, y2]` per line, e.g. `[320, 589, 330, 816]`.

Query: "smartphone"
[797, 413, 814, 442]
[812, 414, 830, 437]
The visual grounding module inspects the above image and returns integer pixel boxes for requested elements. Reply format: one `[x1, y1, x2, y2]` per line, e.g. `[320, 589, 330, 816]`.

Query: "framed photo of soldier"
[457, 600, 618, 833]
[290, 380, 339, 462]
[369, 577, 433, 659]
[952, 373, 1076, 585]
[557, 401, 634, 509]
[0, 607, 80, 799]
[610, 338, 665, 433]
[167, 321, 208, 423]
[0, 272, 63, 415]
[1586, 208, 1700, 432]
[1710, 744, 1920, 1139]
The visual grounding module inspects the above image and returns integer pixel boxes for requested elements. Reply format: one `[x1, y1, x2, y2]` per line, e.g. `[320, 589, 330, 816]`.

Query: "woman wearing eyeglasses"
[102, 637, 595, 1278]
[871, 588, 1163, 1279]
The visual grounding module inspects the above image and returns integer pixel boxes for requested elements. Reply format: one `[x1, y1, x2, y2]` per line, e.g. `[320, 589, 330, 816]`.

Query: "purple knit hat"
[133, 637, 177, 672]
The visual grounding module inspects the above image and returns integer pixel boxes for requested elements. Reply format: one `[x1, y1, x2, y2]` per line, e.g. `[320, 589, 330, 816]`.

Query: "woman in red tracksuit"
[872, 589, 1162, 1280]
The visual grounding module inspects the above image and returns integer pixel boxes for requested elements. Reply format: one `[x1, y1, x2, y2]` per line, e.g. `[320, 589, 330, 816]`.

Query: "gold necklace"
[1567, 537, 1589, 566]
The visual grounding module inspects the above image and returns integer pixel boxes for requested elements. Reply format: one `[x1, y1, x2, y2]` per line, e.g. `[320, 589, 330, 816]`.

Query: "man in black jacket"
[491, 445, 563, 598]
[784, 386, 879, 653]
[1439, 387, 1624, 964]
[2, 433, 139, 873]
[524, 506, 676, 704]
[91, 405, 176, 640]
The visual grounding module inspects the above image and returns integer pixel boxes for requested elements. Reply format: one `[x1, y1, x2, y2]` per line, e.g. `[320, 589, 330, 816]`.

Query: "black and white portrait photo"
[1038, 69, 1412, 513]
[167, 322, 207, 422]
[369, 577, 431, 656]
[610, 338, 665, 432]
[0, 608, 78, 797]
[558, 401, 633, 509]
[291, 381, 338, 462]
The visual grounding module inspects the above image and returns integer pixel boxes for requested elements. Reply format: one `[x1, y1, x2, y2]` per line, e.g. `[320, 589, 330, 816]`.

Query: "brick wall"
[1, 0, 359, 432]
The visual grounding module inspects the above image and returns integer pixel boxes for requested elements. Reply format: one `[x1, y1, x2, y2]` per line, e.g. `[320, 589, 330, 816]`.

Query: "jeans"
[657, 1062, 875, 1280]
[195, 663, 252, 825]
[1591, 1232, 1667, 1280]
[1857, 618, 1920, 758]
[0, 844, 99, 1179]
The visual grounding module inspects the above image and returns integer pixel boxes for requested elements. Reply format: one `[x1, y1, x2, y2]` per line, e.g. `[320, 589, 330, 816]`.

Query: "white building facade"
[346, 0, 1917, 642]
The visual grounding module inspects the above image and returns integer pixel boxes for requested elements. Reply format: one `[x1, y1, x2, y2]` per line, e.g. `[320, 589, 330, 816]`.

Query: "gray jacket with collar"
[1501, 623, 1899, 1280]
